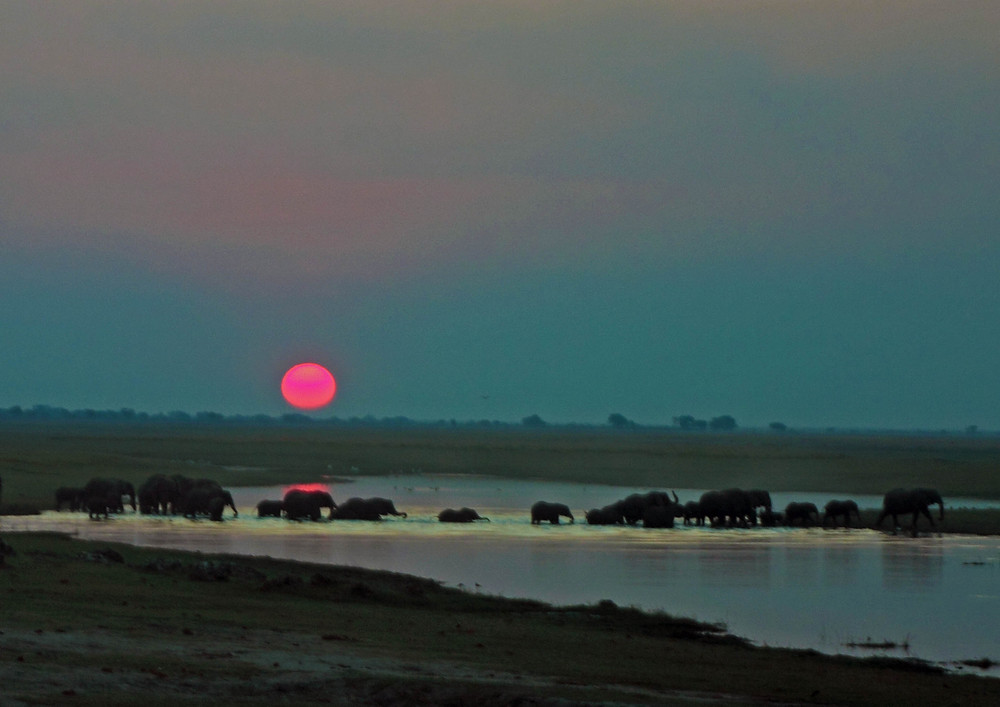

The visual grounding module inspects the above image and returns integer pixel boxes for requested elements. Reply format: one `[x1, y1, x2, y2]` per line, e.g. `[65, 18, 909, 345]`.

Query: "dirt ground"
[4, 534, 1000, 707]
[0, 624, 752, 706]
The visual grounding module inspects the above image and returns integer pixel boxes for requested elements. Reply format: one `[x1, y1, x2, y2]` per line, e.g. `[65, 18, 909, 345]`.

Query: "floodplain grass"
[3, 533, 1000, 705]
[2, 421, 1000, 513]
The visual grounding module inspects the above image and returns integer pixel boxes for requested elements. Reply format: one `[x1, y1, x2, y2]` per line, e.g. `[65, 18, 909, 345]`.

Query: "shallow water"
[4, 475, 999, 675]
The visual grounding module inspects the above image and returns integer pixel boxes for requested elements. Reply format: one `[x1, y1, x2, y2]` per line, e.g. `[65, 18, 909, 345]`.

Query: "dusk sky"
[2, 1, 998, 429]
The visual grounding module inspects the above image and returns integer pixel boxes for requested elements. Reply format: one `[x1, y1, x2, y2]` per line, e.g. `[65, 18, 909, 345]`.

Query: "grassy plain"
[3, 422, 1000, 704]
[3, 421, 1000, 513]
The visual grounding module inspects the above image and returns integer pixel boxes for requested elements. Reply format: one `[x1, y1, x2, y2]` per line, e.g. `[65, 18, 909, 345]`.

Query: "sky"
[1, 1, 998, 430]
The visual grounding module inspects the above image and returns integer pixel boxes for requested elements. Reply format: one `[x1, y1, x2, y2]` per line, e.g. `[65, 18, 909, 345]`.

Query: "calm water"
[4, 475, 999, 674]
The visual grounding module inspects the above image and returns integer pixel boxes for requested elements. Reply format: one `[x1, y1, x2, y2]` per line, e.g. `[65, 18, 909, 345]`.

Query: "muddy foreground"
[2, 533, 999, 706]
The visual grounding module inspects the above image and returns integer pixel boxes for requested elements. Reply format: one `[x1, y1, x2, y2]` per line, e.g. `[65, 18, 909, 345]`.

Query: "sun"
[281, 363, 337, 410]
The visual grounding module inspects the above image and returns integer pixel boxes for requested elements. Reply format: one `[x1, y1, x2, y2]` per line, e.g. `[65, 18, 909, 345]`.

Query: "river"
[4, 475, 998, 675]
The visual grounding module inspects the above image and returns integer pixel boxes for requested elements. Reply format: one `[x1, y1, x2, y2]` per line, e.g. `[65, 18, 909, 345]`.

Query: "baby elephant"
[438, 507, 490, 523]
[530, 501, 574, 524]
[785, 502, 820, 527]
[823, 499, 861, 527]
[256, 499, 284, 518]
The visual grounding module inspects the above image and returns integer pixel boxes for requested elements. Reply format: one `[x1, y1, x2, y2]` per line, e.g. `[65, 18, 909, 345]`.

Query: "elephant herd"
[578, 487, 945, 534]
[260, 492, 492, 523]
[52, 479, 946, 535]
[56, 474, 238, 521]
[255, 489, 408, 522]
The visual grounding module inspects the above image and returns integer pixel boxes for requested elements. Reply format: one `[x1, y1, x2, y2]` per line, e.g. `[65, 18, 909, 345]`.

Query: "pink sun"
[281, 363, 337, 410]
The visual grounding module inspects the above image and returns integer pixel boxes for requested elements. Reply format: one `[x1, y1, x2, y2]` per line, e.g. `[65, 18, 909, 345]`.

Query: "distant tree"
[709, 415, 737, 431]
[769, 421, 787, 432]
[196, 411, 225, 422]
[608, 413, 636, 429]
[673, 415, 708, 430]
[31, 405, 71, 419]
[522, 414, 547, 428]
[966, 425, 979, 435]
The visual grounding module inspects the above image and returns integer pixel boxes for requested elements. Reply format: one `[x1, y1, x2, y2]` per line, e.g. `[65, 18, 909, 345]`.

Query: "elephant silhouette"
[283, 489, 336, 521]
[331, 497, 406, 521]
[784, 502, 819, 527]
[438, 507, 489, 523]
[876, 488, 943, 535]
[585, 503, 624, 525]
[822, 499, 861, 528]
[530, 501, 574, 524]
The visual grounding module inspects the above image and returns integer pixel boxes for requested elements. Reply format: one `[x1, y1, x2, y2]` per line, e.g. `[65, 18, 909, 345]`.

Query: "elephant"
[699, 489, 754, 527]
[784, 502, 820, 527]
[116, 480, 137, 512]
[364, 497, 407, 518]
[619, 491, 680, 526]
[283, 489, 337, 521]
[137, 474, 179, 515]
[206, 496, 231, 522]
[758, 508, 784, 527]
[256, 499, 284, 518]
[438, 507, 489, 523]
[822, 499, 861, 528]
[55, 486, 84, 511]
[85, 492, 119, 520]
[642, 505, 676, 528]
[585, 503, 625, 525]
[170, 474, 197, 501]
[331, 497, 396, 521]
[876, 488, 944, 534]
[182, 487, 238, 519]
[82, 478, 136, 514]
[530, 501, 575, 524]
[171, 476, 223, 509]
[682, 500, 705, 526]
[748, 489, 773, 518]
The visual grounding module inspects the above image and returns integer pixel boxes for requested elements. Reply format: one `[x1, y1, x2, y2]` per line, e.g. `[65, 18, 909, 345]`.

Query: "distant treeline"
[0, 405, 505, 428]
[1, 404, 743, 431]
[0, 405, 988, 436]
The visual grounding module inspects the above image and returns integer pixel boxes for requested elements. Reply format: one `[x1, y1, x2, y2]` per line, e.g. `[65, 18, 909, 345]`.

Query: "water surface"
[4, 475, 998, 675]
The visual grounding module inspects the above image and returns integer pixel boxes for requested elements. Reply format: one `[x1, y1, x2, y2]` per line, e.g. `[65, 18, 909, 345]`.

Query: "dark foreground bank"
[1, 533, 998, 706]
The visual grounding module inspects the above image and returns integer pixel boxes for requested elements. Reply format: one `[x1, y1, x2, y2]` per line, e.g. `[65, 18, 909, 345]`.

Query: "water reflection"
[822, 544, 860, 587]
[881, 539, 945, 591]
[697, 542, 773, 588]
[3, 475, 1000, 674]
[783, 543, 821, 587]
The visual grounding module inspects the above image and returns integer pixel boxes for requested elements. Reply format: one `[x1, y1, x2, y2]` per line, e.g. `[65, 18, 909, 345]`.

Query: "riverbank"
[2, 532, 999, 705]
